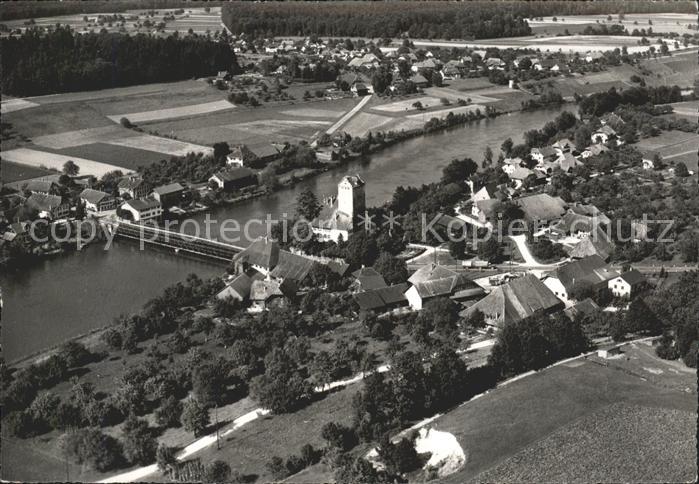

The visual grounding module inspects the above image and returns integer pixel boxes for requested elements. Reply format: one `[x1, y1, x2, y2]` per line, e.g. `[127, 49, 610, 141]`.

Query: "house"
[227, 145, 259, 167]
[80, 189, 116, 214]
[552, 138, 574, 156]
[311, 175, 365, 243]
[460, 274, 563, 328]
[516, 193, 567, 226]
[507, 166, 544, 189]
[152, 183, 185, 208]
[641, 152, 661, 170]
[352, 267, 387, 291]
[564, 298, 600, 321]
[3, 221, 31, 249]
[472, 183, 499, 203]
[600, 112, 625, 131]
[530, 146, 559, 164]
[585, 51, 604, 63]
[553, 204, 610, 237]
[597, 346, 622, 359]
[118, 177, 151, 200]
[569, 225, 615, 261]
[120, 198, 163, 222]
[591, 125, 616, 144]
[486, 57, 505, 69]
[233, 237, 280, 276]
[208, 167, 257, 191]
[405, 264, 484, 310]
[471, 198, 499, 225]
[543, 255, 618, 304]
[410, 74, 429, 88]
[559, 152, 581, 173]
[250, 278, 297, 311]
[501, 157, 524, 175]
[25, 193, 70, 220]
[608, 270, 646, 298]
[354, 283, 409, 312]
[23, 180, 59, 195]
[216, 273, 253, 302]
[351, 82, 370, 96]
[580, 144, 608, 159]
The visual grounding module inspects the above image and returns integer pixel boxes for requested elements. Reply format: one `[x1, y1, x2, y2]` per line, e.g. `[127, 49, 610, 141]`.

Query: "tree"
[60, 428, 124, 472]
[430, 70, 443, 87]
[321, 422, 358, 451]
[181, 397, 210, 437]
[574, 124, 592, 151]
[448, 238, 466, 260]
[122, 414, 157, 465]
[192, 361, 227, 407]
[266, 456, 288, 480]
[441, 157, 478, 184]
[501, 137, 514, 156]
[63, 160, 80, 176]
[156, 444, 177, 472]
[483, 146, 493, 167]
[155, 395, 183, 428]
[674, 162, 689, 177]
[295, 189, 321, 220]
[376, 435, 420, 475]
[477, 238, 502, 262]
[373, 252, 408, 284]
[212, 142, 230, 162]
[120, 117, 132, 128]
[250, 348, 311, 413]
[205, 460, 232, 483]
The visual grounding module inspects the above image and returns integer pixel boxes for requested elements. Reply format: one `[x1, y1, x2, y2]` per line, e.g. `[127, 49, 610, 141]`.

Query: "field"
[668, 100, 699, 118]
[0, 160, 54, 183]
[530, 13, 698, 36]
[105, 100, 235, 124]
[0, 148, 127, 178]
[635, 130, 699, 171]
[1, 7, 225, 37]
[42, 143, 170, 171]
[425, 342, 697, 483]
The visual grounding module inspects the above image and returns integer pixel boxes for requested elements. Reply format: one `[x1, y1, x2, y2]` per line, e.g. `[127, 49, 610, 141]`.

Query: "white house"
[80, 188, 116, 214]
[120, 199, 163, 222]
[591, 125, 616, 144]
[608, 270, 645, 298]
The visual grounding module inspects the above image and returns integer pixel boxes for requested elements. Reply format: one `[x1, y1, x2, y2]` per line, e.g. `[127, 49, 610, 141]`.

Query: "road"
[326, 94, 372, 134]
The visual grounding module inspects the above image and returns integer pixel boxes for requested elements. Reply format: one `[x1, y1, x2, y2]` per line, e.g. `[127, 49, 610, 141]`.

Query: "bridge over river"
[101, 219, 244, 262]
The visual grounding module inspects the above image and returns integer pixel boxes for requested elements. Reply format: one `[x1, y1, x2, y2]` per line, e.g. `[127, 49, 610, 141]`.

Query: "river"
[0, 106, 569, 361]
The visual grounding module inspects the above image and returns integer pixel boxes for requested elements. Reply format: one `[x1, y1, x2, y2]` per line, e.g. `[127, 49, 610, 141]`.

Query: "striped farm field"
[105, 135, 213, 157]
[107, 100, 235, 124]
[0, 148, 129, 177]
[44, 143, 170, 171]
[1, 98, 40, 114]
[32, 126, 136, 150]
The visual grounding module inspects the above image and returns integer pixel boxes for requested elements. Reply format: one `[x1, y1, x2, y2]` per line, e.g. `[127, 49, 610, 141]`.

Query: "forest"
[0, 27, 239, 96]
[222, 1, 695, 39]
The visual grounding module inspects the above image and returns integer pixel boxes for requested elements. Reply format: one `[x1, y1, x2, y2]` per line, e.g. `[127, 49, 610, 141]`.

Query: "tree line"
[1, 26, 240, 96]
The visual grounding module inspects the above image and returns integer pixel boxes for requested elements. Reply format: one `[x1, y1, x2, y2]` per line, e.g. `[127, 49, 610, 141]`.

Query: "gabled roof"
[461, 274, 562, 327]
[408, 263, 458, 285]
[80, 188, 112, 204]
[410, 74, 428, 84]
[341, 175, 365, 188]
[24, 180, 57, 193]
[559, 153, 581, 172]
[216, 273, 254, 301]
[569, 226, 614, 261]
[352, 267, 387, 291]
[153, 182, 184, 196]
[516, 194, 567, 222]
[123, 198, 161, 211]
[548, 255, 618, 292]
[354, 283, 409, 311]
[118, 177, 147, 189]
[251, 278, 296, 301]
[617, 269, 645, 286]
[213, 167, 256, 182]
[26, 193, 64, 212]
[234, 237, 280, 270]
[564, 297, 600, 320]
[412, 274, 476, 299]
[270, 250, 316, 281]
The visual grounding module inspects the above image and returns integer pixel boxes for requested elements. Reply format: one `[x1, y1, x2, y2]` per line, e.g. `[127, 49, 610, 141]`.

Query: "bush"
[60, 428, 124, 472]
[5, 410, 38, 438]
[321, 422, 358, 452]
[205, 460, 232, 483]
[156, 444, 177, 472]
[266, 456, 289, 480]
[122, 415, 157, 465]
[120, 117, 133, 128]
[155, 395, 184, 428]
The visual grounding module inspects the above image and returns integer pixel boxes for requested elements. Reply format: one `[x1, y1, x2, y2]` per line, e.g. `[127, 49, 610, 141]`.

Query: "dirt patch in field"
[343, 112, 394, 137]
[1, 98, 39, 114]
[279, 107, 345, 118]
[32, 125, 135, 150]
[373, 96, 444, 113]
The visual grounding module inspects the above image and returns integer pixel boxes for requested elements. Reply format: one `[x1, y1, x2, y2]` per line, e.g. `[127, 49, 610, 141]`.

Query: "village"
[0, 2, 697, 483]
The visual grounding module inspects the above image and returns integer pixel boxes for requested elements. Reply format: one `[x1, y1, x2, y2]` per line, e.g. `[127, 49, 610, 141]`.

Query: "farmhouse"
[25, 193, 70, 220]
[580, 144, 609, 159]
[471, 198, 499, 225]
[352, 267, 387, 291]
[227, 144, 259, 167]
[250, 278, 297, 311]
[405, 264, 484, 310]
[530, 146, 558, 164]
[216, 272, 256, 302]
[569, 225, 615, 261]
[461, 274, 562, 328]
[120, 198, 163, 222]
[608, 270, 646, 298]
[564, 297, 600, 321]
[79, 189, 116, 214]
[118, 177, 151, 200]
[516, 193, 567, 226]
[543, 255, 618, 304]
[354, 283, 409, 312]
[152, 183, 185, 208]
[410, 74, 429, 88]
[209, 167, 257, 191]
[23, 180, 59, 195]
[591, 125, 616, 144]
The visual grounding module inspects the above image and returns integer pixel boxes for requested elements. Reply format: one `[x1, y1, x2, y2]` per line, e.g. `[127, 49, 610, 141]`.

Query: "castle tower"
[337, 175, 365, 219]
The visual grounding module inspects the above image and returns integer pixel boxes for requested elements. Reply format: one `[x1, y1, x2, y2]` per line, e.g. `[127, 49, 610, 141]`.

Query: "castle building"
[311, 175, 366, 243]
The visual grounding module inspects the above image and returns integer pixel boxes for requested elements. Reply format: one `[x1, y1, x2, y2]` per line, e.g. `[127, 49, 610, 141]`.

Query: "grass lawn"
[0, 160, 55, 183]
[3, 102, 114, 138]
[432, 343, 696, 483]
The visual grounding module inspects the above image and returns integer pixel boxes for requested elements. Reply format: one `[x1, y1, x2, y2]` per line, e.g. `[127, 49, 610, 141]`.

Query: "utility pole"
[215, 404, 220, 450]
